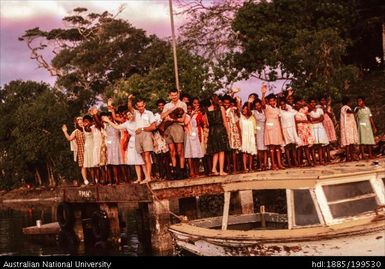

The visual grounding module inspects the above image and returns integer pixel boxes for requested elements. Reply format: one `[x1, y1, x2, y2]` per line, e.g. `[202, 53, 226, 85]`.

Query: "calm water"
[0, 203, 150, 256]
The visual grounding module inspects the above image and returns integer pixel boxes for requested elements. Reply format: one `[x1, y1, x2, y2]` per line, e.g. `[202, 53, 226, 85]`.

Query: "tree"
[176, 0, 246, 90]
[104, 48, 216, 109]
[19, 7, 170, 109]
[0, 80, 75, 189]
[231, 0, 385, 99]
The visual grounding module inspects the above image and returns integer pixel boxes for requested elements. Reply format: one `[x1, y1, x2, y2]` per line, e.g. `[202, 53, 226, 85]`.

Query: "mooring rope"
[143, 181, 188, 223]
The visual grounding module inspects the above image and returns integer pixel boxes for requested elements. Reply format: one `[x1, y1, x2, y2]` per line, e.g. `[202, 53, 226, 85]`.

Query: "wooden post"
[72, 206, 84, 242]
[148, 200, 174, 256]
[221, 192, 231, 231]
[99, 203, 120, 245]
[260, 205, 266, 228]
[237, 190, 254, 214]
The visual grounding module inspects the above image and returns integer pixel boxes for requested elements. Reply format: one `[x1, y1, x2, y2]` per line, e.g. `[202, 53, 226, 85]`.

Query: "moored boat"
[169, 159, 385, 256]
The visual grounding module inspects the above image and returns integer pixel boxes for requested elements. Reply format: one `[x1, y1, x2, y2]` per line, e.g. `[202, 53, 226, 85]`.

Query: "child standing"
[355, 96, 377, 159]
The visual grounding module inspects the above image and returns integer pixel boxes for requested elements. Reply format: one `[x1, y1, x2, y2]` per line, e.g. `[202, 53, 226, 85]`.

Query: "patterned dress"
[253, 110, 267, 151]
[92, 127, 102, 167]
[153, 113, 169, 154]
[226, 108, 241, 150]
[295, 109, 314, 147]
[73, 129, 85, 167]
[340, 105, 359, 147]
[240, 115, 257, 155]
[207, 108, 230, 154]
[355, 106, 375, 145]
[99, 127, 108, 166]
[321, 106, 337, 142]
[264, 105, 284, 146]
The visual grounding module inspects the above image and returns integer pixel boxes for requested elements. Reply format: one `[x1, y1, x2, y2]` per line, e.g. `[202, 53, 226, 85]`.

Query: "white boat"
[169, 159, 385, 256]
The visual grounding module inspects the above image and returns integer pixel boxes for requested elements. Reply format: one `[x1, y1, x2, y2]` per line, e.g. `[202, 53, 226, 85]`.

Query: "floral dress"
[295, 108, 314, 147]
[340, 105, 359, 147]
[226, 108, 241, 150]
[153, 113, 169, 154]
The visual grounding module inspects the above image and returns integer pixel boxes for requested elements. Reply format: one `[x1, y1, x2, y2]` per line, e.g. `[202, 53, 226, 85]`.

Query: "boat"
[169, 159, 385, 256]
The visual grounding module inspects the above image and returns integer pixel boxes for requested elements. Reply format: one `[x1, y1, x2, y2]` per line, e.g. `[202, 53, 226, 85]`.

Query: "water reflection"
[0, 203, 150, 256]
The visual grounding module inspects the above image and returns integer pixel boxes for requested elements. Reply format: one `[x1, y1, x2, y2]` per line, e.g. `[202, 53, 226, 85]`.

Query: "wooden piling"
[237, 190, 254, 214]
[148, 200, 173, 256]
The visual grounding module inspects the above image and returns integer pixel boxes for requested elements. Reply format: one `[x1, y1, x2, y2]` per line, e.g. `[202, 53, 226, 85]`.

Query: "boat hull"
[171, 229, 385, 256]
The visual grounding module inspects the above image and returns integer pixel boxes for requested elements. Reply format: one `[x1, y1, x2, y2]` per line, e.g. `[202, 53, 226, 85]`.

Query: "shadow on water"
[0, 202, 152, 256]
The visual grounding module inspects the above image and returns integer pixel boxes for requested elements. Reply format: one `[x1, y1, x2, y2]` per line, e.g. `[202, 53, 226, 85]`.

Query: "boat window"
[322, 181, 378, 219]
[195, 193, 238, 219]
[252, 190, 287, 229]
[293, 190, 320, 226]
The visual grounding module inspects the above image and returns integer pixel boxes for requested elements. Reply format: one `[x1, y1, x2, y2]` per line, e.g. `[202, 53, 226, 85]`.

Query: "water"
[0, 203, 150, 256]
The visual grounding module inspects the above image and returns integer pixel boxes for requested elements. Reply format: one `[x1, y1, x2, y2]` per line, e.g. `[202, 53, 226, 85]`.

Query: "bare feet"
[219, 172, 228, 176]
[133, 179, 141, 184]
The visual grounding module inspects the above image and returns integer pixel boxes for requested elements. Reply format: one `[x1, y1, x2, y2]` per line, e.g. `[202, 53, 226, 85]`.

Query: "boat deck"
[53, 157, 385, 203]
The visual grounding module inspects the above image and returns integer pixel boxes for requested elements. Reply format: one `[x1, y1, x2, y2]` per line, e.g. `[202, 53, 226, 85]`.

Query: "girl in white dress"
[240, 104, 257, 171]
[279, 99, 301, 167]
[102, 111, 145, 183]
[308, 98, 329, 165]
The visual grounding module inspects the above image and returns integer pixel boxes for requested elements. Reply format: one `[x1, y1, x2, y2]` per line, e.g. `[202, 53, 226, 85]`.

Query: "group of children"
[62, 85, 377, 186]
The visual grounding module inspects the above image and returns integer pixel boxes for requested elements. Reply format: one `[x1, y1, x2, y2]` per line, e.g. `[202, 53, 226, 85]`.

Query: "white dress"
[92, 127, 102, 167]
[240, 115, 257, 155]
[279, 109, 301, 146]
[309, 108, 329, 145]
[185, 115, 204, 158]
[120, 121, 144, 165]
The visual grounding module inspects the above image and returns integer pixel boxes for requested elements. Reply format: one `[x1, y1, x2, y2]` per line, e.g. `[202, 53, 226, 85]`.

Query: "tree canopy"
[0, 81, 75, 189]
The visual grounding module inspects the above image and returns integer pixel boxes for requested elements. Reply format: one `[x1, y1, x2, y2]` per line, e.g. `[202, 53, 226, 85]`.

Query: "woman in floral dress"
[340, 97, 359, 162]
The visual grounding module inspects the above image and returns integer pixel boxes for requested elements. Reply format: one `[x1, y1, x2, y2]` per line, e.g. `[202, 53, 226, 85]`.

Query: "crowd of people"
[61, 85, 378, 186]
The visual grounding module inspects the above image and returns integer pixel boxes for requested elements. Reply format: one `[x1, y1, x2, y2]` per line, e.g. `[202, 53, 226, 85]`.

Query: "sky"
[0, 0, 287, 100]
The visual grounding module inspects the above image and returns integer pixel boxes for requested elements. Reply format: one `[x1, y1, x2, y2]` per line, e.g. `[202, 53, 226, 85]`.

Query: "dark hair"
[341, 96, 350, 106]
[117, 105, 127, 113]
[279, 98, 287, 104]
[248, 93, 259, 99]
[180, 93, 191, 100]
[100, 111, 109, 117]
[357, 96, 366, 102]
[169, 88, 178, 94]
[308, 96, 317, 103]
[254, 98, 262, 105]
[221, 94, 232, 102]
[266, 93, 276, 100]
[156, 99, 166, 106]
[83, 115, 93, 121]
[200, 98, 211, 113]
[191, 97, 200, 103]
[135, 98, 146, 105]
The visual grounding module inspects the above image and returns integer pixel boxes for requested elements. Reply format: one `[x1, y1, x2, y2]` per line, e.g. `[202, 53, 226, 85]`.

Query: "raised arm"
[61, 124, 76, 141]
[261, 84, 267, 108]
[102, 116, 125, 130]
[127, 95, 135, 114]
